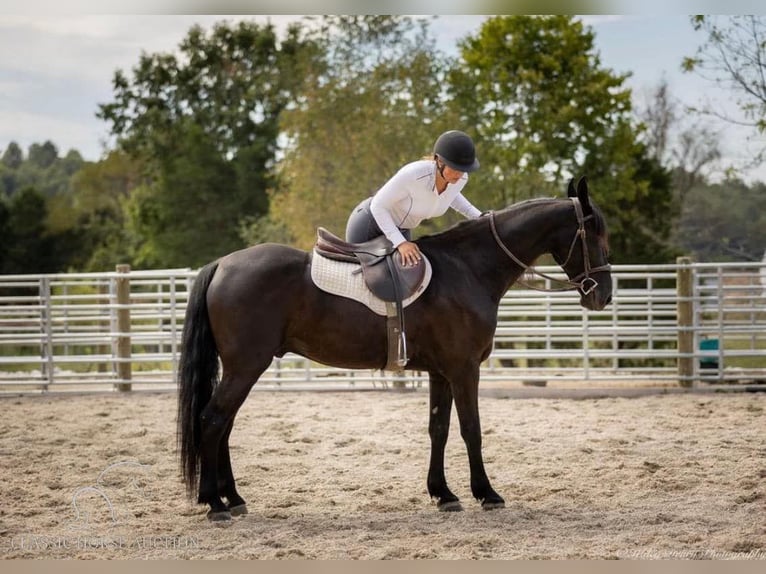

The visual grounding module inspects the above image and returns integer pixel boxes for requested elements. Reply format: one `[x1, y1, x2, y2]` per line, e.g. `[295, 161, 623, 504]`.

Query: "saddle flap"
[360, 250, 427, 302]
[313, 227, 426, 303]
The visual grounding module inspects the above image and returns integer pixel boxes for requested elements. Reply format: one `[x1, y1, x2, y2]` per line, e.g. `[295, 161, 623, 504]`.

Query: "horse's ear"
[576, 176, 592, 215]
[567, 178, 576, 198]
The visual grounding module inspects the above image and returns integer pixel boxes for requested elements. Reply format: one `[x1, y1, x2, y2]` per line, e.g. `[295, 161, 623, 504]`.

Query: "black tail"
[177, 260, 220, 497]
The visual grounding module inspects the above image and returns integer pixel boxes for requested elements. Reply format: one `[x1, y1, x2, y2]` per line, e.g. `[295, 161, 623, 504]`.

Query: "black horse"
[178, 177, 612, 520]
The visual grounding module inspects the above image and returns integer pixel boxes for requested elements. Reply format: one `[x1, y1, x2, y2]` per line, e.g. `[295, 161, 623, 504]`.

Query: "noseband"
[488, 197, 611, 295]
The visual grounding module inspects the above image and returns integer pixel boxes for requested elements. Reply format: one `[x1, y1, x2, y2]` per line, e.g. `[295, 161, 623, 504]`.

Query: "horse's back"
[221, 242, 306, 266]
[206, 244, 309, 348]
[210, 243, 308, 299]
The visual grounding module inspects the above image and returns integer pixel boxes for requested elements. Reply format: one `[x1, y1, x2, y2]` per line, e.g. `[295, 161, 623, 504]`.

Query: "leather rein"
[488, 197, 611, 295]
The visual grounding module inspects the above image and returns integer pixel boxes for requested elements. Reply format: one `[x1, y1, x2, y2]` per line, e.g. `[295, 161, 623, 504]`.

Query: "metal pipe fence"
[1, 259, 764, 393]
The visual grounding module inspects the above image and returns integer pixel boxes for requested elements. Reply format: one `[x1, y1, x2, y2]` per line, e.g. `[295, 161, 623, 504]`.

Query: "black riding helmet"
[433, 130, 480, 173]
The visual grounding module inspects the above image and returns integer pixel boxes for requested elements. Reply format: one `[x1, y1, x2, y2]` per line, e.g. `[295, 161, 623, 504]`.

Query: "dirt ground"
[0, 388, 764, 560]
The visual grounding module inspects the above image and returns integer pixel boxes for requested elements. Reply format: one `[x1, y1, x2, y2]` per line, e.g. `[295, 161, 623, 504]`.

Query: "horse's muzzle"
[579, 275, 612, 311]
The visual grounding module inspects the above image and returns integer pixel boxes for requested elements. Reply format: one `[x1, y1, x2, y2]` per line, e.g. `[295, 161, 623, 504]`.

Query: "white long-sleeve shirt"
[370, 159, 482, 248]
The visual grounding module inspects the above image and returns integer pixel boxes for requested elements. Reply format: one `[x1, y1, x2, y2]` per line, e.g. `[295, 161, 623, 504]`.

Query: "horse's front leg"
[427, 372, 462, 511]
[450, 364, 505, 510]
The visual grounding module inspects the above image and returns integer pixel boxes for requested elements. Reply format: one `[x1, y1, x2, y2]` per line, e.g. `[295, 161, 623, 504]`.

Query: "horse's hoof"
[437, 500, 464, 512]
[481, 500, 506, 510]
[207, 509, 232, 522]
[229, 503, 248, 517]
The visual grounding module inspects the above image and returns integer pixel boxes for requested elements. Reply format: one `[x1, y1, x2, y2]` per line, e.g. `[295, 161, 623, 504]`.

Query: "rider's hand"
[397, 241, 422, 267]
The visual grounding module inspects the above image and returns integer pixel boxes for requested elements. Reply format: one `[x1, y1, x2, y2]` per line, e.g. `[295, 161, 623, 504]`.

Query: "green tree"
[0, 163, 12, 197]
[0, 197, 9, 269]
[583, 136, 678, 264]
[98, 20, 317, 267]
[449, 16, 632, 205]
[1, 142, 22, 197]
[61, 150, 85, 177]
[271, 16, 452, 248]
[449, 15, 676, 263]
[27, 141, 58, 169]
[3, 187, 53, 273]
[124, 120, 243, 267]
[677, 179, 766, 262]
[0, 142, 91, 272]
[47, 150, 141, 271]
[2, 142, 23, 169]
[7, 142, 86, 199]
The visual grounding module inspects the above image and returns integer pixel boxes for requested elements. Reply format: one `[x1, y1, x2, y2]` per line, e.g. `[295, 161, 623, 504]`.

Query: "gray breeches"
[345, 197, 412, 243]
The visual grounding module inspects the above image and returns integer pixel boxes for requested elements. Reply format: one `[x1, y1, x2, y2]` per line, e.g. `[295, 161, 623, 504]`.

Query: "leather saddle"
[314, 227, 428, 371]
[315, 228, 426, 301]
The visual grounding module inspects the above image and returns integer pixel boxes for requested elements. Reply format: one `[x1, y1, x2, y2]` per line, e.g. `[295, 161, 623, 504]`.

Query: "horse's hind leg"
[198, 368, 263, 521]
[217, 418, 248, 516]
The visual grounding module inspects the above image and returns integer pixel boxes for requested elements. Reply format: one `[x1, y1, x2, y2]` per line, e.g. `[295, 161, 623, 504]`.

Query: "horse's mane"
[417, 197, 559, 247]
[417, 195, 609, 252]
[588, 203, 609, 251]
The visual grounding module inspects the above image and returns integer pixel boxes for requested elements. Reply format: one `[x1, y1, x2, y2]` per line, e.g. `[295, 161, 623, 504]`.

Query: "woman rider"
[345, 130, 483, 267]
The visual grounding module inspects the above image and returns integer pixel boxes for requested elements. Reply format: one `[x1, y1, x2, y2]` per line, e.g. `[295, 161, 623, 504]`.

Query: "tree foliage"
[97, 20, 318, 267]
[684, 16, 766, 169]
[47, 150, 142, 271]
[677, 179, 766, 261]
[5, 16, 766, 273]
[634, 79, 733, 262]
[270, 16, 454, 248]
[1, 142, 23, 170]
[1, 187, 54, 273]
[685, 16, 766, 133]
[584, 137, 678, 264]
[0, 197, 9, 268]
[449, 16, 676, 263]
[0, 140, 85, 198]
[0, 142, 89, 272]
[450, 17, 634, 202]
[124, 120, 244, 267]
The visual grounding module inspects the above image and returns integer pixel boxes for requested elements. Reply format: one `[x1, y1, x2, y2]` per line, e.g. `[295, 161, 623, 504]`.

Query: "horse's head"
[549, 177, 612, 311]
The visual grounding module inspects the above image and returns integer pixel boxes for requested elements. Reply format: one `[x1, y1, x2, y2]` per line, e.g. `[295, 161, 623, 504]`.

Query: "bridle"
[488, 197, 611, 295]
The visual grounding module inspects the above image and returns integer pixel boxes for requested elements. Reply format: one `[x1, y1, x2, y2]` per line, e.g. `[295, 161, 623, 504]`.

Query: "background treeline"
[1, 15, 764, 274]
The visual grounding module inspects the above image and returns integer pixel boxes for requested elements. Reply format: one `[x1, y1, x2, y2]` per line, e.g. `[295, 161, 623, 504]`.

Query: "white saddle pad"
[310, 250, 432, 316]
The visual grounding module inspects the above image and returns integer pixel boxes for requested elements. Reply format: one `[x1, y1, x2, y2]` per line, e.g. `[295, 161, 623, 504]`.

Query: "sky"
[1, 10, 765, 182]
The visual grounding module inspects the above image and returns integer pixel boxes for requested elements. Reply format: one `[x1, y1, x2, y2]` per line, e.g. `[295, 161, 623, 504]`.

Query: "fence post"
[39, 276, 54, 391]
[115, 264, 132, 392]
[676, 256, 694, 388]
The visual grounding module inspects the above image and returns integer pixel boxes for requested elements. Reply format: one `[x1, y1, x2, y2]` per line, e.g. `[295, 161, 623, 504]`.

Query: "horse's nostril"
[605, 294, 613, 306]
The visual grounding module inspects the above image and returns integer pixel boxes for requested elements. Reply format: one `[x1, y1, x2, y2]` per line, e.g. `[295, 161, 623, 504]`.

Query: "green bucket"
[699, 338, 720, 369]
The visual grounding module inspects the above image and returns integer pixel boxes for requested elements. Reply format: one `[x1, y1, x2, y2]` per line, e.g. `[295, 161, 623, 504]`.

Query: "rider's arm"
[370, 171, 411, 248]
[450, 192, 482, 219]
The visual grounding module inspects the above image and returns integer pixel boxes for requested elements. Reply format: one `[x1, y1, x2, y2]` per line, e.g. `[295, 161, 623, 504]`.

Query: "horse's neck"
[420, 200, 568, 302]
[503, 200, 565, 261]
[485, 200, 567, 297]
